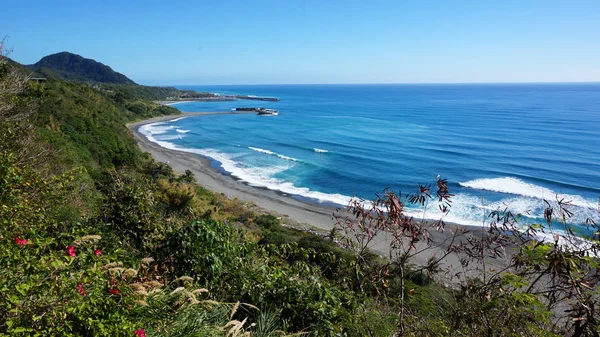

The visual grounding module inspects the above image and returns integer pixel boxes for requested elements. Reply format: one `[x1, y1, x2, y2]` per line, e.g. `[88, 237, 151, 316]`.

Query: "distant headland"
[159, 94, 280, 104]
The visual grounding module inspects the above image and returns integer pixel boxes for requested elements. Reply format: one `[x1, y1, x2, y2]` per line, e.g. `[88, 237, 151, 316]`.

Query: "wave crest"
[138, 125, 349, 205]
[314, 148, 329, 153]
[248, 147, 300, 162]
[459, 177, 596, 209]
[169, 117, 188, 122]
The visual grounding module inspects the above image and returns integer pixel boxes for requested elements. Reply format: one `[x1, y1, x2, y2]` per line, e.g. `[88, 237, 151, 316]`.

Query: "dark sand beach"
[128, 112, 341, 230]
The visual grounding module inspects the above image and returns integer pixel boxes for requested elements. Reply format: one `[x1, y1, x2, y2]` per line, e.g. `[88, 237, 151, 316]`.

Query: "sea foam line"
[314, 148, 329, 153]
[248, 147, 300, 162]
[139, 123, 349, 205]
[176, 129, 190, 133]
[139, 123, 599, 240]
[141, 122, 174, 135]
[459, 177, 597, 209]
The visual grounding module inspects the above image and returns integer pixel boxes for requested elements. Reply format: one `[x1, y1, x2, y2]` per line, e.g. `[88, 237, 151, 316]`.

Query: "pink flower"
[14, 237, 28, 247]
[134, 329, 146, 337]
[108, 288, 119, 295]
[94, 249, 102, 256]
[77, 284, 86, 296]
[66, 245, 76, 257]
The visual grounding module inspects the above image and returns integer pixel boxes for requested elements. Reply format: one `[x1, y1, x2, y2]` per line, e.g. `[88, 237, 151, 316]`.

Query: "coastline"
[155, 94, 279, 106]
[127, 113, 341, 233]
[128, 110, 258, 124]
[156, 100, 233, 105]
[127, 112, 513, 281]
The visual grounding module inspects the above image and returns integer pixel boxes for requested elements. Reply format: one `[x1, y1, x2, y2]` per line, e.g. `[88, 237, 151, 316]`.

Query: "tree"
[0, 36, 30, 123]
[334, 177, 600, 336]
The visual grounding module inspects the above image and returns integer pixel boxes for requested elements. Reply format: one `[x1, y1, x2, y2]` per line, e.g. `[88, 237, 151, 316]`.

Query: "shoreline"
[128, 113, 342, 233]
[127, 112, 513, 281]
[130, 111, 257, 124]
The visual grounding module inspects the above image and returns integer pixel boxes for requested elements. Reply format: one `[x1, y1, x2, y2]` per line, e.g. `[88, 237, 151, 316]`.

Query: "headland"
[156, 94, 279, 106]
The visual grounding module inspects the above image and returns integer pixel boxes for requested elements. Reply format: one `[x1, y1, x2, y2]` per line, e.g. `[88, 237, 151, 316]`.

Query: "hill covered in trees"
[26, 51, 136, 84]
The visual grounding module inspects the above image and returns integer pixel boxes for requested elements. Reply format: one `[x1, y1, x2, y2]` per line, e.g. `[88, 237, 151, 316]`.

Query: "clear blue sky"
[3, 0, 599, 85]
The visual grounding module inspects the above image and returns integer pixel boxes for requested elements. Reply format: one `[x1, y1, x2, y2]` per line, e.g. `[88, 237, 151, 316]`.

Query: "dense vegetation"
[2, 46, 599, 336]
[27, 51, 136, 84]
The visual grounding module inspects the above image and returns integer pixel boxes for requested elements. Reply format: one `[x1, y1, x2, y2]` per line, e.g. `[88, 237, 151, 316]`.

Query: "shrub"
[254, 214, 280, 230]
[97, 170, 161, 250]
[162, 219, 253, 288]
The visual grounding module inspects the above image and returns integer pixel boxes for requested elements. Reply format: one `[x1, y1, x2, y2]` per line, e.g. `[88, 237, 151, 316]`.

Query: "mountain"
[27, 51, 136, 84]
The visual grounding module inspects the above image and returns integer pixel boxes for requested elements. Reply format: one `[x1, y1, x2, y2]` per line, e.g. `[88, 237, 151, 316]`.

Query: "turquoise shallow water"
[140, 83, 600, 236]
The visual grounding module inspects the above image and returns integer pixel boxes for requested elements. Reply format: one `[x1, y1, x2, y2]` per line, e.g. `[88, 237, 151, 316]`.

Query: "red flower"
[108, 288, 119, 295]
[133, 329, 146, 337]
[66, 245, 76, 257]
[94, 249, 102, 256]
[14, 237, 28, 247]
[77, 284, 86, 296]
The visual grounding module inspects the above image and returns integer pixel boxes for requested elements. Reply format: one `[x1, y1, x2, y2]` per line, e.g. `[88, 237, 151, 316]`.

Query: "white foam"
[248, 147, 274, 155]
[138, 124, 600, 242]
[416, 190, 595, 226]
[196, 149, 350, 205]
[156, 135, 185, 141]
[141, 122, 174, 135]
[314, 148, 329, 153]
[534, 231, 598, 257]
[248, 147, 300, 162]
[176, 129, 190, 133]
[403, 193, 490, 228]
[169, 117, 188, 122]
[139, 125, 351, 205]
[460, 177, 597, 209]
[400, 190, 599, 251]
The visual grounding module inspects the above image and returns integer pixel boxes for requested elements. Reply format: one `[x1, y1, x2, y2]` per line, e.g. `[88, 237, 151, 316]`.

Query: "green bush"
[96, 170, 161, 250]
[239, 243, 358, 335]
[162, 219, 253, 287]
[254, 214, 280, 230]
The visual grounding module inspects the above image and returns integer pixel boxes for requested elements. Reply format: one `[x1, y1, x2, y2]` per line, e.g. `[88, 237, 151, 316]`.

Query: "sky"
[3, 0, 600, 85]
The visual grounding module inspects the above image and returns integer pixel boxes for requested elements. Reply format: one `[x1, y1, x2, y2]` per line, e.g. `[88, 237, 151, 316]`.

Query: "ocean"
[139, 83, 600, 236]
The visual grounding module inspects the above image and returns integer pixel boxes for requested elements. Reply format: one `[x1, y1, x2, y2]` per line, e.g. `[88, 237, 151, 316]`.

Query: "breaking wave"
[169, 116, 188, 122]
[139, 123, 600, 236]
[248, 147, 300, 162]
[459, 177, 597, 209]
[139, 123, 350, 205]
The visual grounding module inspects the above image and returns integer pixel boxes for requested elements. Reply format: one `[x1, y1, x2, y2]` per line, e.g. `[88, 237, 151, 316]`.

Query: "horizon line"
[143, 81, 600, 87]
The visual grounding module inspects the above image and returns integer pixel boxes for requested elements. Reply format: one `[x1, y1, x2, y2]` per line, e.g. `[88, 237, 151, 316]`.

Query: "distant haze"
[4, 0, 600, 85]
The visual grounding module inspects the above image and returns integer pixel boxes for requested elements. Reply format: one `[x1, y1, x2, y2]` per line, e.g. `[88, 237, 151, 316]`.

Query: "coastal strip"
[128, 110, 256, 126]
[127, 113, 339, 231]
[127, 112, 512, 282]
[155, 94, 279, 106]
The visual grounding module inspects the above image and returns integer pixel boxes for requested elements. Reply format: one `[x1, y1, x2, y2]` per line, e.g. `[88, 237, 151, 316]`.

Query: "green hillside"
[2, 50, 599, 336]
[27, 51, 136, 84]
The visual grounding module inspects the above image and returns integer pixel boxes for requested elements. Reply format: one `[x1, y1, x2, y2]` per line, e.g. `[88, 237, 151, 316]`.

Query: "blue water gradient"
[140, 84, 600, 235]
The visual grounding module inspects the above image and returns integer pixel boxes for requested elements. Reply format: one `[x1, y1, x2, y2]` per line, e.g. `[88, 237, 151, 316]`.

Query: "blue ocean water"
[140, 84, 600, 235]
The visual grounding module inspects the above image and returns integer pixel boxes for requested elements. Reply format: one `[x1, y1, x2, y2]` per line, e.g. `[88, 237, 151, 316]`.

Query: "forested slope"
[27, 51, 136, 84]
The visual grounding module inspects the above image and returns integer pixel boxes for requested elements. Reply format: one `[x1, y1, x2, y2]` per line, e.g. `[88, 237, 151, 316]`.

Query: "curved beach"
[128, 112, 513, 281]
[128, 112, 340, 231]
